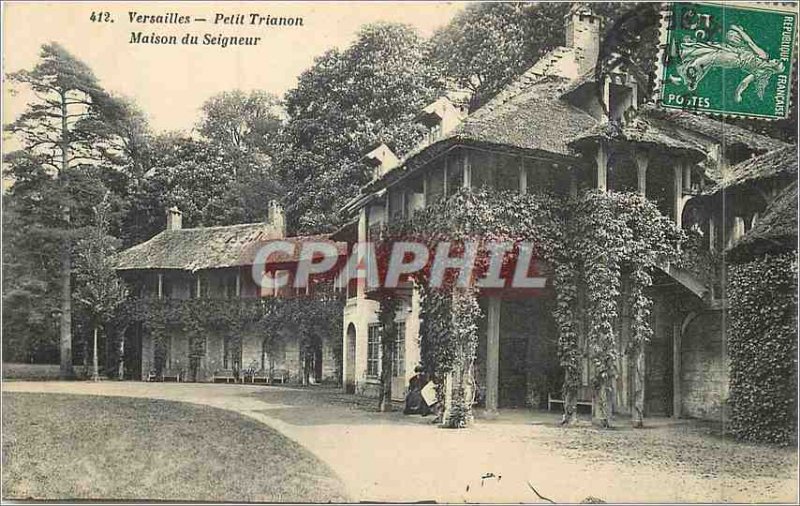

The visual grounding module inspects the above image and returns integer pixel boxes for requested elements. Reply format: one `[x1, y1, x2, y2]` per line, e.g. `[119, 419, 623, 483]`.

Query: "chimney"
[565, 3, 602, 76]
[166, 206, 182, 231]
[268, 200, 286, 237]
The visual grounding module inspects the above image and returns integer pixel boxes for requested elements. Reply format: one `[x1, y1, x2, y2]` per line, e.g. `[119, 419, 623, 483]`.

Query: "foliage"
[3, 43, 142, 376]
[198, 89, 282, 154]
[430, 2, 570, 110]
[728, 252, 798, 445]
[120, 133, 284, 245]
[73, 194, 129, 325]
[277, 22, 444, 233]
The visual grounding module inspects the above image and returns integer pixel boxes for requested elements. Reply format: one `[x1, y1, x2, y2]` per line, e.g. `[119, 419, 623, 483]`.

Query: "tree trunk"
[377, 296, 398, 412]
[117, 329, 126, 380]
[91, 326, 100, 381]
[632, 344, 646, 428]
[593, 383, 612, 428]
[58, 92, 73, 380]
[562, 379, 579, 425]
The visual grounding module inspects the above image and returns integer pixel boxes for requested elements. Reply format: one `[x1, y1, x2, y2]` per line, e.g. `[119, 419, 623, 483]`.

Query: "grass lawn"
[1, 392, 348, 502]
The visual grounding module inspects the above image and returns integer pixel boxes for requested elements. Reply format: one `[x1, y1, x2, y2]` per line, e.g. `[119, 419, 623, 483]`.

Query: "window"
[393, 322, 406, 378]
[367, 324, 381, 378]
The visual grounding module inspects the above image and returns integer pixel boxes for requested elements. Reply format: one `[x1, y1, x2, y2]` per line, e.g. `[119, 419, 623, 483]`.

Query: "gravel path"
[3, 381, 796, 503]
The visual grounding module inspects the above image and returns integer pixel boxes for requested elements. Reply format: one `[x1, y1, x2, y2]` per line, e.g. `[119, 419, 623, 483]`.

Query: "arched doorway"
[345, 323, 357, 393]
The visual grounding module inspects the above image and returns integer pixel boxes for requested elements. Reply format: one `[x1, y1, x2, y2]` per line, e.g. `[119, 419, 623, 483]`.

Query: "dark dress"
[403, 372, 432, 416]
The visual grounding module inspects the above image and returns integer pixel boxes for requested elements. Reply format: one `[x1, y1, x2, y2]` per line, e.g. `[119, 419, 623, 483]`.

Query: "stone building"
[336, 5, 794, 421]
[114, 202, 347, 384]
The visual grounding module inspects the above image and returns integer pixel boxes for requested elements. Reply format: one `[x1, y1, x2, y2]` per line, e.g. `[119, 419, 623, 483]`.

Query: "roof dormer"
[362, 143, 400, 180]
[416, 96, 467, 144]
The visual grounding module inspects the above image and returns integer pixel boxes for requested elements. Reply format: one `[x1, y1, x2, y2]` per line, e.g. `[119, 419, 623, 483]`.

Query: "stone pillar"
[634, 149, 648, 197]
[486, 296, 501, 414]
[596, 143, 608, 192]
[672, 320, 682, 418]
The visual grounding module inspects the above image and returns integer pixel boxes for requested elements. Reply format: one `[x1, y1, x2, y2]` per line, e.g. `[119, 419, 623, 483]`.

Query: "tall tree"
[198, 90, 282, 154]
[278, 22, 444, 234]
[73, 194, 129, 380]
[5, 42, 127, 377]
[430, 2, 570, 110]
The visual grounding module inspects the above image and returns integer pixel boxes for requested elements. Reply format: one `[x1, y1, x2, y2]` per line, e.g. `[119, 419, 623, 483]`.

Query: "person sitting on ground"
[403, 365, 432, 416]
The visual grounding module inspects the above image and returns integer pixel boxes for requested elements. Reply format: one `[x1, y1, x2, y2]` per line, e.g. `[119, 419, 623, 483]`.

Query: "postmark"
[655, 2, 797, 119]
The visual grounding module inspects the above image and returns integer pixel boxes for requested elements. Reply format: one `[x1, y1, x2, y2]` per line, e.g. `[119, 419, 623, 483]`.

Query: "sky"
[2, 1, 466, 135]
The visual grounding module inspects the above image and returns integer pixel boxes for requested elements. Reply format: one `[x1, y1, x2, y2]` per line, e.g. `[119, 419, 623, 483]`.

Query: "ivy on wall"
[123, 294, 344, 382]
[728, 252, 798, 445]
[384, 188, 682, 428]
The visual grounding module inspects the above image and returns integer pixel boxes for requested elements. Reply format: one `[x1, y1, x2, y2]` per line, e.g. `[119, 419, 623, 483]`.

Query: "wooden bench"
[162, 368, 182, 382]
[548, 386, 594, 412]
[270, 369, 288, 384]
[212, 369, 237, 383]
[242, 369, 287, 385]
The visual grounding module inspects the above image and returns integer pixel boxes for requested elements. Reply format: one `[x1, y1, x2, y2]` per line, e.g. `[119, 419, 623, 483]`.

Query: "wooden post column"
[634, 149, 649, 197]
[519, 158, 527, 195]
[486, 296, 501, 414]
[596, 143, 608, 192]
[462, 151, 472, 189]
[673, 163, 684, 228]
[157, 273, 163, 299]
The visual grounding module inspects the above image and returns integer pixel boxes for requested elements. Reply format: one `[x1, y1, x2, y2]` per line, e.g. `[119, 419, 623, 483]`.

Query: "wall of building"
[343, 293, 419, 401]
[646, 292, 675, 416]
[680, 310, 728, 420]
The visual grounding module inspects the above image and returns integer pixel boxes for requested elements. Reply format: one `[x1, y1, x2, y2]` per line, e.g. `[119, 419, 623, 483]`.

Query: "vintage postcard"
[2, 1, 798, 504]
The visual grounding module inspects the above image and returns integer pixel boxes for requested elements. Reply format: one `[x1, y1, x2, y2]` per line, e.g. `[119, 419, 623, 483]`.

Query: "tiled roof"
[729, 182, 798, 260]
[641, 106, 788, 154]
[710, 145, 797, 193]
[567, 116, 706, 159]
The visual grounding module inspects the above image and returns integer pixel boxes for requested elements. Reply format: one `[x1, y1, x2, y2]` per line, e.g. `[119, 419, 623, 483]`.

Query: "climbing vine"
[385, 187, 682, 428]
[728, 252, 797, 445]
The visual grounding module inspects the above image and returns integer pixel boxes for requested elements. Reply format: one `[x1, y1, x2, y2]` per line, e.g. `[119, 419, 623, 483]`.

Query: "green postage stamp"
[657, 2, 797, 119]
